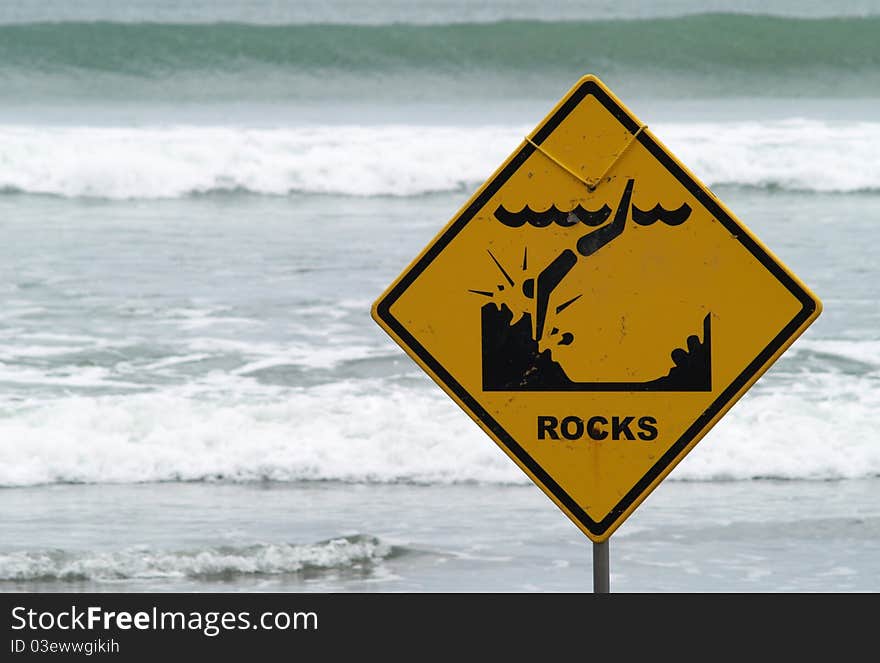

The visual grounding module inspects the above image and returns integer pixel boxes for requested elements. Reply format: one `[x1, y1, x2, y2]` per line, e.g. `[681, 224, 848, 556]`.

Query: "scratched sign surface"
[372, 75, 821, 542]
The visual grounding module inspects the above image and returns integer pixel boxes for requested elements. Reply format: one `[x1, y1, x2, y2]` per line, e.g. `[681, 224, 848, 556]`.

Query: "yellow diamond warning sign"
[371, 75, 822, 542]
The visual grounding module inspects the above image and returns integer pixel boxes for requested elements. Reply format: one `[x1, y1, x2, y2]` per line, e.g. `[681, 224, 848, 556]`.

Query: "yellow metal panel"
[372, 75, 821, 542]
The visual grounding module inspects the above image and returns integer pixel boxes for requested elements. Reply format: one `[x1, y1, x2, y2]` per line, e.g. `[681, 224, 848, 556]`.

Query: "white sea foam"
[0, 535, 390, 581]
[658, 119, 880, 193]
[180, 336, 389, 371]
[0, 363, 143, 390]
[674, 372, 880, 481]
[0, 363, 876, 487]
[0, 344, 85, 359]
[0, 383, 520, 487]
[0, 120, 878, 199]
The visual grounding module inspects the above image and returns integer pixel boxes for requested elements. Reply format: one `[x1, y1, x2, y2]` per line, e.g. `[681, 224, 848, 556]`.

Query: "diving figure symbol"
[470, 178, 711, 392]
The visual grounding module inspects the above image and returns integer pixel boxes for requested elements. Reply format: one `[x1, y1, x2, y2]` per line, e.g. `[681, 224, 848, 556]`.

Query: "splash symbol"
[468, 246, 580, 349]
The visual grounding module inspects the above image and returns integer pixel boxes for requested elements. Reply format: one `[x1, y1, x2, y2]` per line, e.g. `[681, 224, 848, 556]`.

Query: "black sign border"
[374, 78, 819, 538]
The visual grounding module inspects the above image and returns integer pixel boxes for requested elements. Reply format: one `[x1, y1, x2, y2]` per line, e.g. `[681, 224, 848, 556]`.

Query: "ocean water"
[0, 0, 878, 592]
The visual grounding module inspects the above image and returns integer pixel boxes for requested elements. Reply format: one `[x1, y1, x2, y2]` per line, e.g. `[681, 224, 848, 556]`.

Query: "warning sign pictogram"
[371, 75, 821, 542]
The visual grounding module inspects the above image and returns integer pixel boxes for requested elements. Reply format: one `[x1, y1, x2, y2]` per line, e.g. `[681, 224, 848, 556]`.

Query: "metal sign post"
[593, 540, 610, 593]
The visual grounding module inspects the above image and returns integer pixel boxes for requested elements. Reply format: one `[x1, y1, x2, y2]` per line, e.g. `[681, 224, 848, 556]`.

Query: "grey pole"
[593, 540, 610, 593]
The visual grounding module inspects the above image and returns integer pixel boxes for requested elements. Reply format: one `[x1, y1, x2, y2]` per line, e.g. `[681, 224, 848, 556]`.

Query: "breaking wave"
[0, 119, 878, 199]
